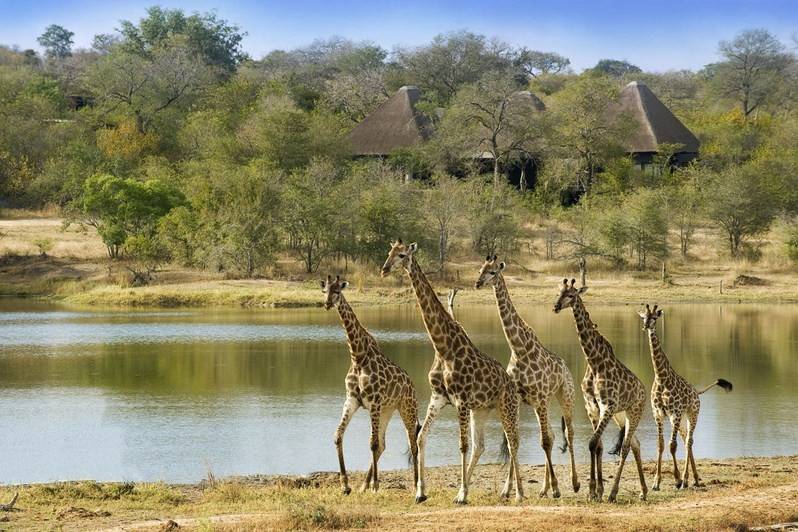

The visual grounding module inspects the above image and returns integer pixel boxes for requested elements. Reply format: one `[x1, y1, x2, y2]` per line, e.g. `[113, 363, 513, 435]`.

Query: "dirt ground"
[0, 457, 796, 531]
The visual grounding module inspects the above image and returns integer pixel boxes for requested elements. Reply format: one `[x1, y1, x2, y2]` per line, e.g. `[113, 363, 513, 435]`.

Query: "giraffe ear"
[407, 242, 418, 254]
[498, 262, 506, 270]
[577, 286, 589, 295]
[657, 309, 664, 317]
[320, 280, 326, 290]
[340, 281, 349, 290]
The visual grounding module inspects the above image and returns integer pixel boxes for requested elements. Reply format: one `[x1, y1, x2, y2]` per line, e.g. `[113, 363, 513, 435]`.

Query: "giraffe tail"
[499, 433, 510, 465]
[697, 378, 733, 394]
[608, 425, 626, 456]
[558, 416, 568, 453]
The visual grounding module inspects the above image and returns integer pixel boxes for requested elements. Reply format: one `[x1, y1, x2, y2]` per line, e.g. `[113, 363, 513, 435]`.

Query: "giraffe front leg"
[499, 392, 523, 502]
[589, 406, 615, 502]
[631, 435, 648, 501]
[535, 405, 560, 498]
[669, 415, 682, 489]
[681, 419, 695, 489]
[688, 418, 702, 487]
[464, 409, 488, 485]
[608, 414, 645, 503]
[361, 403, 383, 493]
[653, 415, 664, 491]
[399, 398, 420, 494]
[415, 393, 447, 503]
[453, 406, 470, 505]
[334, 396, 359, 495]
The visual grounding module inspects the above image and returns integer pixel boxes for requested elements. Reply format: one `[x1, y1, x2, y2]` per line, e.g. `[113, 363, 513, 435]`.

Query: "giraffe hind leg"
[399, 395, 420, 492]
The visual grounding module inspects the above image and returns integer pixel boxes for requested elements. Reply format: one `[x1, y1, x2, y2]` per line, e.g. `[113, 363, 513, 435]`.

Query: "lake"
[0, 297, 797, 484]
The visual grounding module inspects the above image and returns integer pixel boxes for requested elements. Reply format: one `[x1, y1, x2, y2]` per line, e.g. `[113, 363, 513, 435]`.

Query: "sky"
[0, 0, 796, 72]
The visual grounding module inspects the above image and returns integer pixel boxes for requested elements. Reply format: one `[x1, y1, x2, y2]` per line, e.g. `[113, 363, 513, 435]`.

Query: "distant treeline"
[1, 8, 797, 280]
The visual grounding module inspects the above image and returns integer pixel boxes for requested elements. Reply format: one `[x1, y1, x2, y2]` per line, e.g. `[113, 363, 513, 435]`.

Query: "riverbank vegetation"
[0, 457, 796, 530]
[1, 8, 798, 305]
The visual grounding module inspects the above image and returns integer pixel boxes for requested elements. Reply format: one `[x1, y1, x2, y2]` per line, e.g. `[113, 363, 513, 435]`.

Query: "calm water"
[1, 298, 797, 484]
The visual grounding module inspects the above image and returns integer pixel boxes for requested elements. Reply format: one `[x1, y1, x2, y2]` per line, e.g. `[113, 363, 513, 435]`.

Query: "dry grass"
[2, 212, 798, 308]
[0, 457, 796, 531]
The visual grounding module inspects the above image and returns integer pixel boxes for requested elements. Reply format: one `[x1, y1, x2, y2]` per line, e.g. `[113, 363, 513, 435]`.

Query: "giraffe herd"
[323, 240, 733, 505]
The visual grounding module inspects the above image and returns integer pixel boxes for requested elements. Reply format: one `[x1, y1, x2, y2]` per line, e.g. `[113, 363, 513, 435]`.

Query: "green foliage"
[118, 6, 247, 72]
[702, 163, 781, 258]
[281, 159, 342, 273]
[81, 174, 184, 258]
[32, 237, 54, 256]
[591, 59, 641, 78]
[37, 25, 74, 59]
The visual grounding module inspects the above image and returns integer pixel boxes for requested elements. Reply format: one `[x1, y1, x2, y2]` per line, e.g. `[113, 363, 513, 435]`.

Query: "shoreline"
[1, 456, 796, 530]
[4, 274, 798, 310]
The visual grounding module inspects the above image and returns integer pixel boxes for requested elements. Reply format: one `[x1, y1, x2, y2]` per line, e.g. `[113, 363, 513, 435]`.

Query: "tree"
[396, 31, 513, 104]
[514, 49, 570, 78]
[281, 159, 340, 273]
[712, 29, 791, 119]
[80, 174, 184, 258]
[592, 59, 641, 78]
[423, 174, 472, 273]
[665, 179, 703, 259]
[86, 38, 215, 133]
[623, 189, 669, 269]
[549, 75, 633, 193]
[703, 164, 780, 258]
[118, 6, 247, 73]
[441, 73, 545, 204]
[37, 25, 74, 59]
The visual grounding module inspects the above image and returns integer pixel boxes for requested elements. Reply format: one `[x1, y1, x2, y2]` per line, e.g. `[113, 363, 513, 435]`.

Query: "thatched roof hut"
[349, 86, 433, 156]
[614, 81, 699, 164]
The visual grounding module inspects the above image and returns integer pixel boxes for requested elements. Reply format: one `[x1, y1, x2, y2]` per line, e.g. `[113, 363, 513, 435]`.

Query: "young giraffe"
[322, 275, 420, 495]
[553, 279, 648, 502]
[381, 240, 523, 505]
[475, 256, 580, 497]
[639, 304, 733, 491]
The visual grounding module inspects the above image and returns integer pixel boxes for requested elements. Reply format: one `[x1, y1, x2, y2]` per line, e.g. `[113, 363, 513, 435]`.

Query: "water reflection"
[0, 299, 796, 483]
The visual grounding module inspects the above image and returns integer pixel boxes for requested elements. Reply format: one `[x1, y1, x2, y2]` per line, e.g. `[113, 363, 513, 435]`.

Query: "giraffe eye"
[398, 253, 406, 259]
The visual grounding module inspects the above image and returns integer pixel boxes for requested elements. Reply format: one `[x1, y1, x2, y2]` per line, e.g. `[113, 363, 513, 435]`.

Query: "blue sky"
[1, 0, 795, 71]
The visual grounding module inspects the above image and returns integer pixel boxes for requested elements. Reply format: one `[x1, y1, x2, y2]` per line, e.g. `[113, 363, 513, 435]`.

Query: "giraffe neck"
[493, 273, 538, 355]
[405, 256, 462, 360]
[335, 295, 371, 363]
[570, 296, 614, 366]
[647, 327, 673, 380]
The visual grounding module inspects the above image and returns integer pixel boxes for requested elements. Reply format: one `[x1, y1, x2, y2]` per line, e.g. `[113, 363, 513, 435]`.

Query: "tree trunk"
[492, 157, 501, 208]
[578, 256, 587, 286]
[519, 164, 527, 193]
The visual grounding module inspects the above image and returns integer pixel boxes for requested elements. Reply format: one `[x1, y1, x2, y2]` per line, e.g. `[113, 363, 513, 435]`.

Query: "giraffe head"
[474, 254, 505, 289]
[638, 303, 663, 330]
[320, 274, 349, 310]
[380, 239, 417, 277]
[552, 278, 588, 313]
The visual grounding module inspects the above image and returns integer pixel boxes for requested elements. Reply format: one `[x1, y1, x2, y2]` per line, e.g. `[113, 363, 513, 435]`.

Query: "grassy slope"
[1, 457, 796, 531]
[2, 216, 798, 308]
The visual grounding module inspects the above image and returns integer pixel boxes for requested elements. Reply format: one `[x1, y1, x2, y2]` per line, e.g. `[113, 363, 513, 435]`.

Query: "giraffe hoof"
[515, 494, 524, 503]
[552, 488, 561, 499]
[573, 482, 580, 493]
[415, 495, 428, 504]
[537, 489, 548, 498]
[608, 493, 618, 503]
[675, 480, 683, 489]
[652, 486, 660, 492]
[639, 492, 647, 501]
[342, 487, 352, 495]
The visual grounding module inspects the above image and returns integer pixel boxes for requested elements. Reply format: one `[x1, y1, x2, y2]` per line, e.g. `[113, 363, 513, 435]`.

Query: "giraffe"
[553, 279, 648, 502]
[322, 274, 420, 495]
[639, 304, 733, 491]
[381, 240, 523, 505]
[474, 256, 580, 497]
